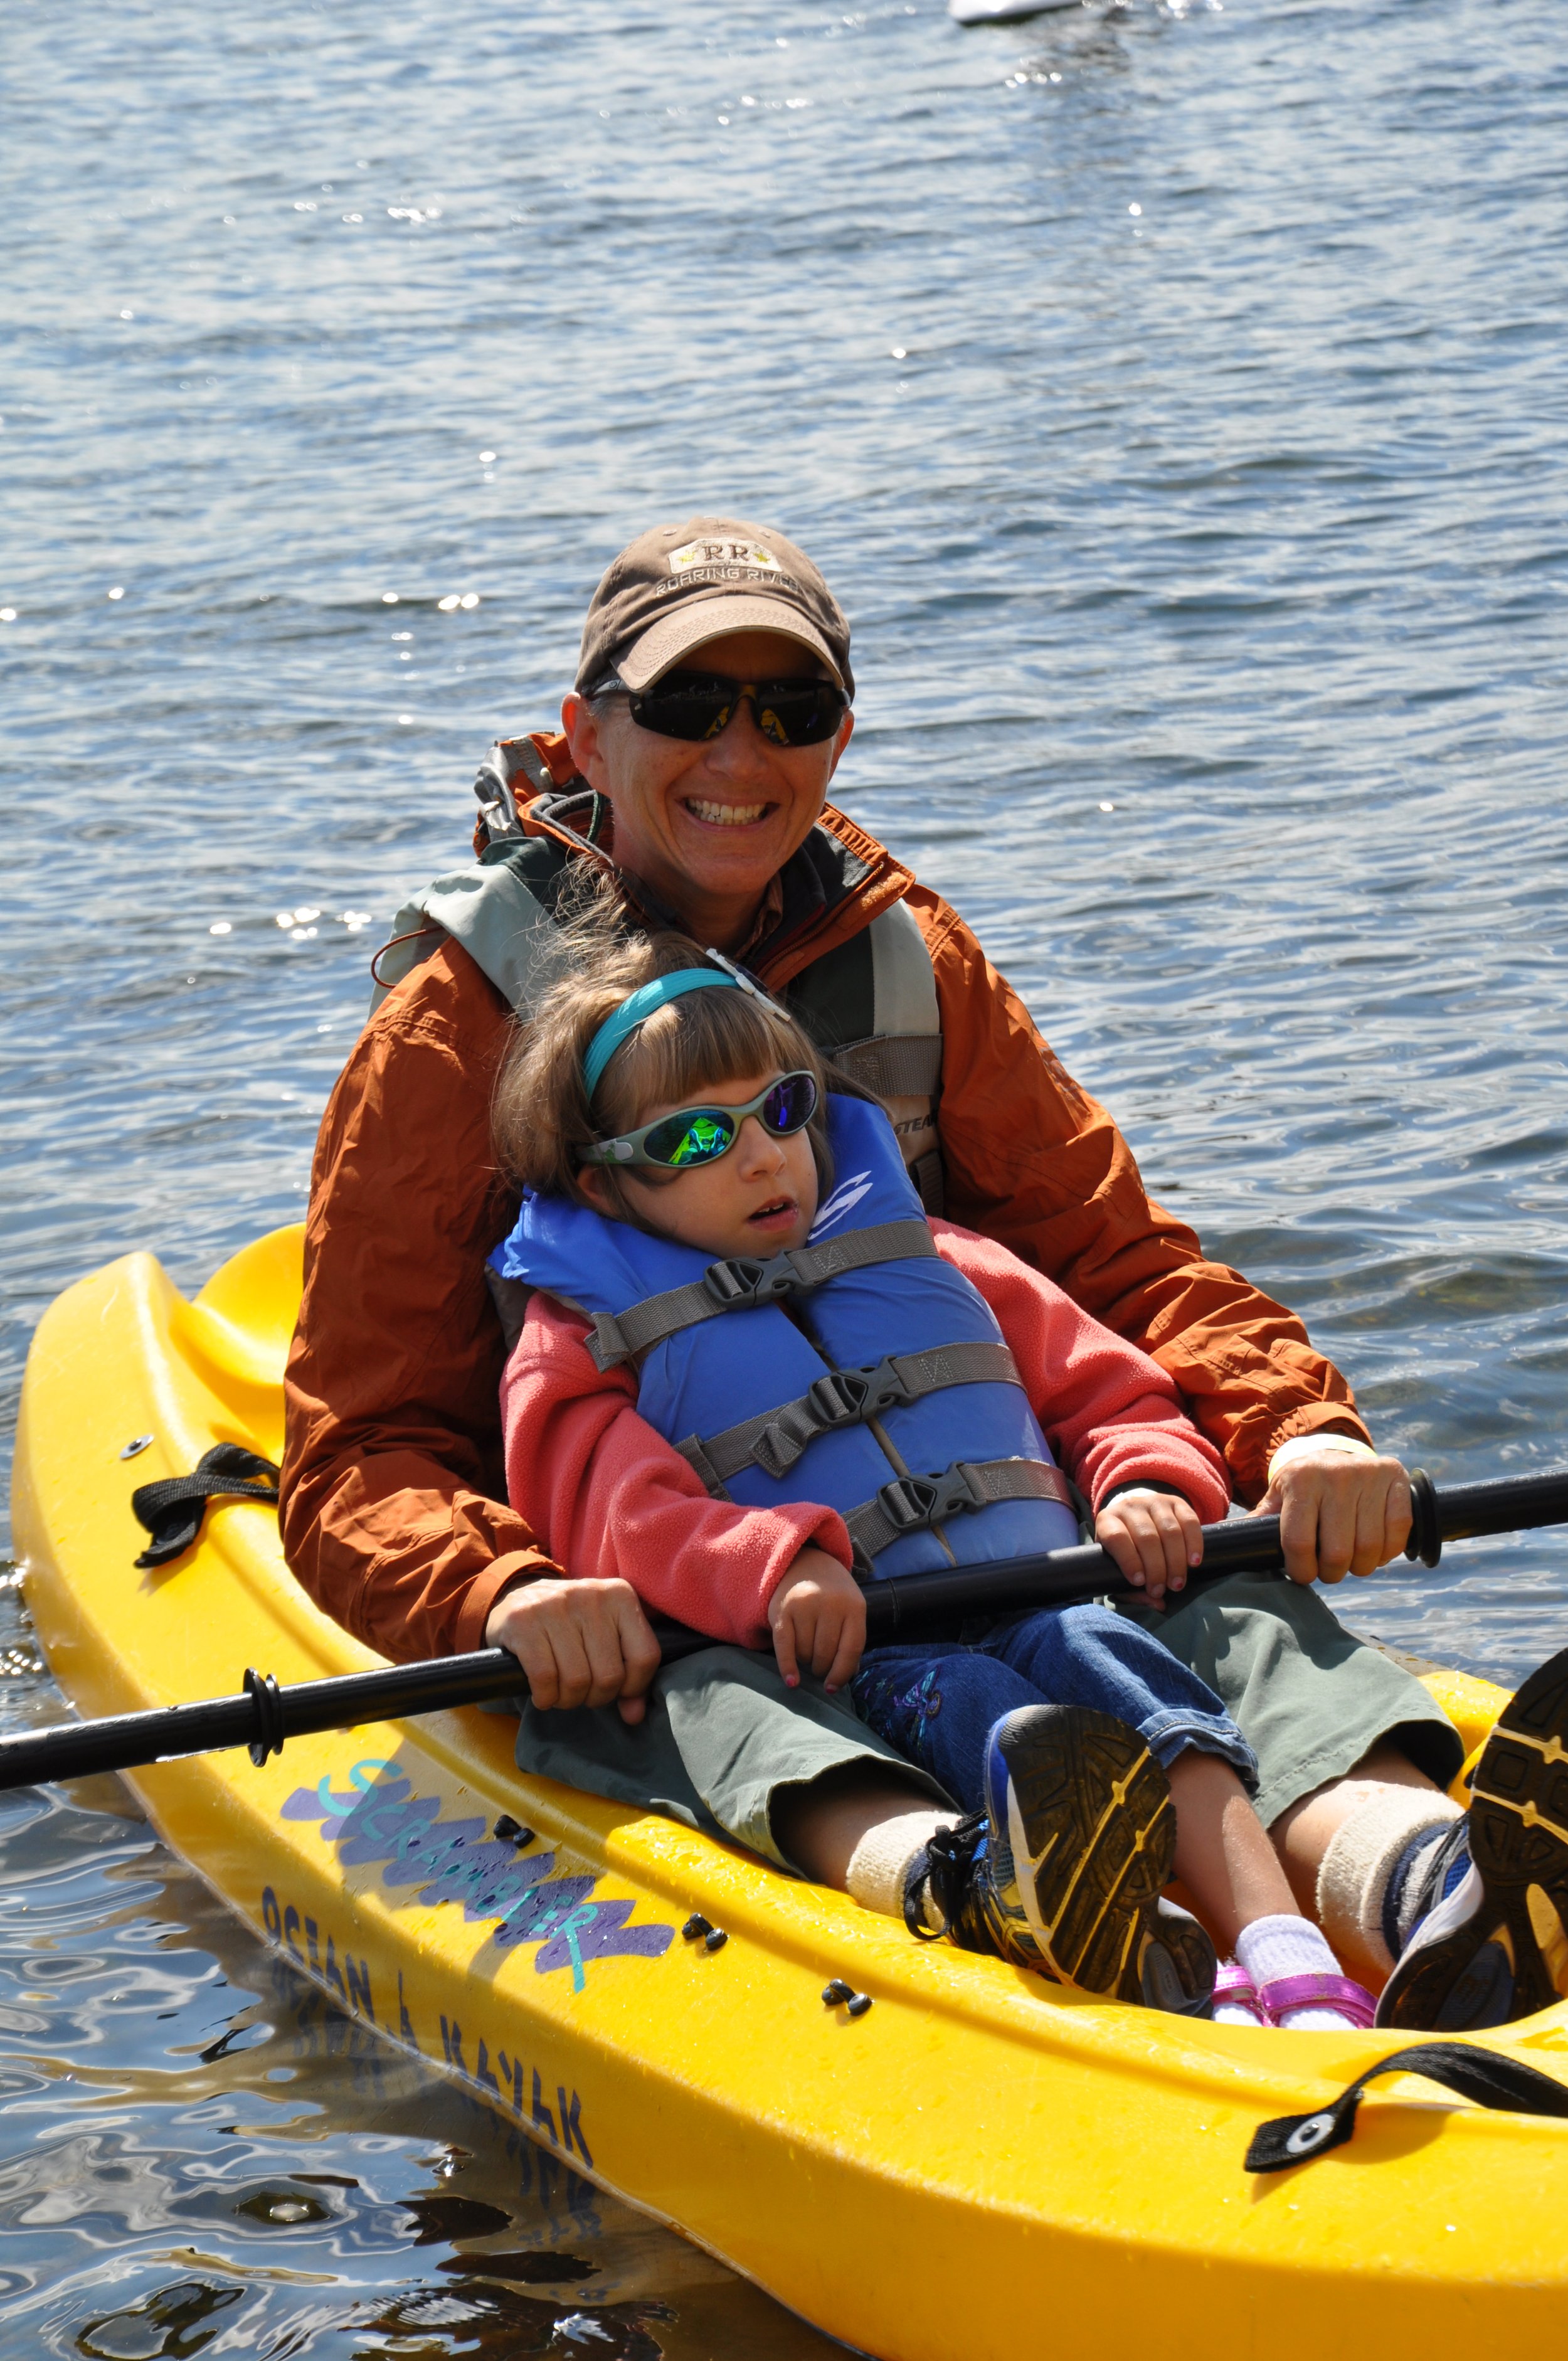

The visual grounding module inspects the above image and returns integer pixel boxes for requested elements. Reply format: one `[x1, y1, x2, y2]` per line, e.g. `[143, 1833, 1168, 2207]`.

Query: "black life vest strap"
[131, 1443, 281, 1570]
[677, 1340, 1022, 1492]
[586, 1219, 938, 1371]
[1245, 2040, 1568, 2173]
[845, 1456, 1075, 1564]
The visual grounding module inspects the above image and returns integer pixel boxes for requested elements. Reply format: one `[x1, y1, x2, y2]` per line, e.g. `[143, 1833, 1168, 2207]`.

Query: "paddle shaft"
[863, 1465, 1568, 1638]
[4, 1465, 1565, 1792]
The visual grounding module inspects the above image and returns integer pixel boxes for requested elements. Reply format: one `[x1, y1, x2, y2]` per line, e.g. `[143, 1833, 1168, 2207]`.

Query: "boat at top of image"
[950, 0, 1084, 27]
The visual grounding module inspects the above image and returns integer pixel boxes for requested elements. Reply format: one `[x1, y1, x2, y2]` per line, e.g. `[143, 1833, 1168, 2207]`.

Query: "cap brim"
[616, 595, 844, 692]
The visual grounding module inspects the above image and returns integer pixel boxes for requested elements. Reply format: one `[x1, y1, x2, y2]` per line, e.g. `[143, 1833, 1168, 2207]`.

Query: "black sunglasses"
[618, 671, 850, 749]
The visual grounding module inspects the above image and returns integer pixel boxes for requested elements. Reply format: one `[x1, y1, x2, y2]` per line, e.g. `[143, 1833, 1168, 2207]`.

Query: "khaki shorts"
[514, 1642, 950, 1873]
[516, 1576, 1464, 1869]
[1124, 1573, 1465, 1827]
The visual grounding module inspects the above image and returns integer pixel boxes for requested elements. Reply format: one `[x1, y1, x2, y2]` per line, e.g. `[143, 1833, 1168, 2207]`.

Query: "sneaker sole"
[1379, 1643, 1568, 2032]
[992, 1705, 1212, 2011]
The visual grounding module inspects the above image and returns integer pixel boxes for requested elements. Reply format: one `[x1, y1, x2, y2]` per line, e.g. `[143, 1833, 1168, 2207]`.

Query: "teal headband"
[583, 968, 739, 1099]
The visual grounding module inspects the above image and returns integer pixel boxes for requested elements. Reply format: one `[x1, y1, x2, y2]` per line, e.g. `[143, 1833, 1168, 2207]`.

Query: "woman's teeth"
[686, 798, 767, 827]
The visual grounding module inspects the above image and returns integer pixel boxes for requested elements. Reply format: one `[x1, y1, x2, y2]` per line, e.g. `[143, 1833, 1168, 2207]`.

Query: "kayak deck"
[14, 1229, 1568, 2360]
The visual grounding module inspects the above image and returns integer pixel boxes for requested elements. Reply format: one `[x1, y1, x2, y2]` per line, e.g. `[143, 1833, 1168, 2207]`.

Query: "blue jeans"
[850, 1604, 1259, 1817]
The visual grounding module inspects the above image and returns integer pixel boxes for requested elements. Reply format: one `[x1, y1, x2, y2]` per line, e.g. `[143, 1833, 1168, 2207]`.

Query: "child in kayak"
[488, 922, 1380, 2030]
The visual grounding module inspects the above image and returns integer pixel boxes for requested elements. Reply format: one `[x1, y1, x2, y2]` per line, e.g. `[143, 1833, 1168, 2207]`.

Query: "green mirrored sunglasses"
[583, 1071, 819, 1172]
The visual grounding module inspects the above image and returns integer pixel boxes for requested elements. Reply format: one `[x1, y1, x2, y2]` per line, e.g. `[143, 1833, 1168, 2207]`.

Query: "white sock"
[1315, 1785, 1462, 1982]
[1213, 1965, 1263, 2027]
[845, 1810, 959, 1930]
[1234, 1913, 1360, 2031]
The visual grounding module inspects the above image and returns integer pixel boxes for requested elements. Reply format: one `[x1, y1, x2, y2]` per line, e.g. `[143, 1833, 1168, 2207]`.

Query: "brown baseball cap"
[575, 515, 854, 699]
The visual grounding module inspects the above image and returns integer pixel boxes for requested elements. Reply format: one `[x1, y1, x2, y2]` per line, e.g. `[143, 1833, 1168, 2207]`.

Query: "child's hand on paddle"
[768, 1548, 867, 1693]
[1094, 1489, 1203, 1608]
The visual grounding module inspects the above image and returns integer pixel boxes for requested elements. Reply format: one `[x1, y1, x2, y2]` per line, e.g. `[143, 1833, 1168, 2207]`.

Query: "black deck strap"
[132, 1443, 282, 1570]
[586, 1219, 938, 1370]
[845, 1457, 1075, 1563]
[684, 1340, 1022, 1487]
[1244, 2040, 1568, 2173]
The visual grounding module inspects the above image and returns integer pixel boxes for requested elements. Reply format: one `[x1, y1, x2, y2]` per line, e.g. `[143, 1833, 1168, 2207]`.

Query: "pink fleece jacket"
[500, 1217, 1231, 1649]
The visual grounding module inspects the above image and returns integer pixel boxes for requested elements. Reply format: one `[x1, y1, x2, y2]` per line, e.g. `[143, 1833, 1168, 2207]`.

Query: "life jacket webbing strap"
[586, 1219, 938, 1371]
[847, 1456, 1075, 1564]
[832, 1033, 943, 1100]
[677, 1340, 1022, 1490]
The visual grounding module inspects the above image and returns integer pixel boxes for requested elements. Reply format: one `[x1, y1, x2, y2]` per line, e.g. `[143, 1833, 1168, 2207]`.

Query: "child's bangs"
[598, 986, 817, 1130]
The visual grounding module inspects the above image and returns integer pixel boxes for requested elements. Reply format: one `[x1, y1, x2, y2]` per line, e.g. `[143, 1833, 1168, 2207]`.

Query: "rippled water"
[4, 0, 1567, 2345]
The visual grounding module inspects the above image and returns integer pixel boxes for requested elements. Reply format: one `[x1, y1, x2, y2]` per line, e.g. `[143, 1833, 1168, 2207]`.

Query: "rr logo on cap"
[668, 538, 781, 575]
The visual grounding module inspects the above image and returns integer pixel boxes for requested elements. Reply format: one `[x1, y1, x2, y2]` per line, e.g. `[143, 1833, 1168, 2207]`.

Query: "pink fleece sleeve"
[930, 1220, 1232, 1522]
[499, 1293, 854, 1647]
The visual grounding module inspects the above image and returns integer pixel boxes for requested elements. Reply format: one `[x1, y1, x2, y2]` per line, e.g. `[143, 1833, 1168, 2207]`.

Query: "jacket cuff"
[1266, 1431, 1379, 1484]
[1101, 1479, 1191, 1507]
[451, 1549, 563, 1658]
[1261, 1408, 1375, 1472]
[751, 1510, 856, 1638]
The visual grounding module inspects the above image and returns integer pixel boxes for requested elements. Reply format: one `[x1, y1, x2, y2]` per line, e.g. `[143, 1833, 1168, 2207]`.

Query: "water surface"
[3, 0, 1566, 2345]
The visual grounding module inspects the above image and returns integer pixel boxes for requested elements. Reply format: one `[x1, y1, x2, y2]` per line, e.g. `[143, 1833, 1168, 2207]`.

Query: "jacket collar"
[514, 756, 915, 992]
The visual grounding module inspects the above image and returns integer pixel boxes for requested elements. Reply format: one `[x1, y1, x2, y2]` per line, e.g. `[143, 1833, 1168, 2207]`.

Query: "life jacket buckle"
[702, 1253, 798, 1309]
[949, 1461, 988, 1512]
[876, 1462, 986, 1535]
[877, 1474, 943, 1534]
[862, 1354, 919, 1413]
[807, 1371, 873, 1428]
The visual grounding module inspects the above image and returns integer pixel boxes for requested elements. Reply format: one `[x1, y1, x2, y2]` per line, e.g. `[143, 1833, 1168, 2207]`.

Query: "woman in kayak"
[486, 913, 1385, 2031]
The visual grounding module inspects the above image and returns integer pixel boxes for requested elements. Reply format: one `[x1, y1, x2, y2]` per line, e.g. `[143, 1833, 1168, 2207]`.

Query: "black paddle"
[4, 1465, 1565, 1793]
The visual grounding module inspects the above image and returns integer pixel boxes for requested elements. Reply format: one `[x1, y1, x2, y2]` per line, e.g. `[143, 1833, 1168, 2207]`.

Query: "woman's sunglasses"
[618, 671, 850, 749]
[584, 1070, 820, 1172]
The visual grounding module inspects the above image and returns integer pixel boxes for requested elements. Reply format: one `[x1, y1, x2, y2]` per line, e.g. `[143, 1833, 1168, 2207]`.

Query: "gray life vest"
[369, 736, 946, 1209]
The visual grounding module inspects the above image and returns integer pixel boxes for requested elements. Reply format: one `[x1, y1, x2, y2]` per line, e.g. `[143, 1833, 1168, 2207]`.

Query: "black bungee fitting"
[130, 1443, 282, 1569]
[1244, 2040, 1568, 2172]
[1402, 1465, 1443, 1569]
[243, 1665, 286, 1766]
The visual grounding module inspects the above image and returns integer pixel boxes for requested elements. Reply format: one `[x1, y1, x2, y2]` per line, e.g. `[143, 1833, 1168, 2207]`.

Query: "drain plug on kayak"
[682, 1913, 728, 1951]
[822, 1980, 872, 2017]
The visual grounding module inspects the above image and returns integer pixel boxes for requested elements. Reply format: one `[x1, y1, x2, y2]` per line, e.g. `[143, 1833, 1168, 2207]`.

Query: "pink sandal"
[1256, 1972, 1376, 2029]
[1212, 1961, 1268, 2025]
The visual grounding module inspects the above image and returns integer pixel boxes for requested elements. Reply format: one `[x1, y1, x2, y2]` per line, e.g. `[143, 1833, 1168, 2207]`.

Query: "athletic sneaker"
[1376, 1643, 1568, 2033]
[904, 1704, 1216, 2016]
[1379, 1815, 1473, 1967]
[903, 1812, 1045, 1967]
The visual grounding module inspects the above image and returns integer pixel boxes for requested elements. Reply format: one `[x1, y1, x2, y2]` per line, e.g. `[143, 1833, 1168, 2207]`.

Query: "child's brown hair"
[492, 889, 835, 1226]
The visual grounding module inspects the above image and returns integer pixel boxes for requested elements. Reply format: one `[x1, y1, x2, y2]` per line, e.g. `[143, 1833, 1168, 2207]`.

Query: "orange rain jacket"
[281, 783, 1370, 1666]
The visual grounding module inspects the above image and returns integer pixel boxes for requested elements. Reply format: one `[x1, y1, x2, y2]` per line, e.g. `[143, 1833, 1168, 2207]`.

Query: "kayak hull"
[14, 1231, 1568, 2358]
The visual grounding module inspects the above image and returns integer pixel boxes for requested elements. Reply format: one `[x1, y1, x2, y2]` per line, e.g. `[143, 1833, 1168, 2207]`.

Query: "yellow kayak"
[13, 1229, 1568, 2358]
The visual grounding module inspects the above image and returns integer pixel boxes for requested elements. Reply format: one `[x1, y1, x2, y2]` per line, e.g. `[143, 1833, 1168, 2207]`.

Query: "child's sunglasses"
[584, 1070, 820, 1172]
[620, 671, 850, 749]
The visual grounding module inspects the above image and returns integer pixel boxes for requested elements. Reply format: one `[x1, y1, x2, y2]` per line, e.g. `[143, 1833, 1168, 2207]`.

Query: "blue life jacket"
[489, 1094, 1080, 1578]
